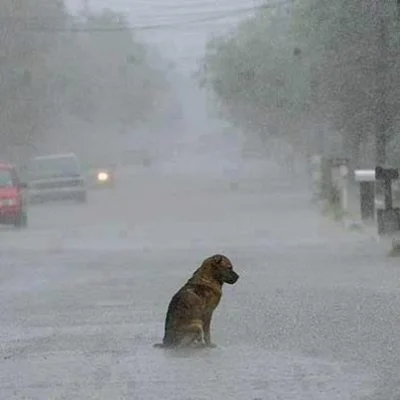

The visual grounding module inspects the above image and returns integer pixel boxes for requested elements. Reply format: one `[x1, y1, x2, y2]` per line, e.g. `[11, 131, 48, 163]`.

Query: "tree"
[0, 2, 171, 164]
[293, 0, 400, 164]
[0, 0, 68, 160]
[201, 0, 400, 165]
[57, 9, 168, 128]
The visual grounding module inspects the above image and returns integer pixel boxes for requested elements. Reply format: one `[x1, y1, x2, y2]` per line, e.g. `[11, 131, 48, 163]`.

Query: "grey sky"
[65, 0, 259, 73]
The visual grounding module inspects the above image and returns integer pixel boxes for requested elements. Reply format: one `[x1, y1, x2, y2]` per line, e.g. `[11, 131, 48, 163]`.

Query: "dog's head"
[206, 254, 239, 285]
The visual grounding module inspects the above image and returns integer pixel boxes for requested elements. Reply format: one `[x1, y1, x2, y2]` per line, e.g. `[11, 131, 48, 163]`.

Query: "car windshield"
[29, 156, 81, 179]
[0, 169, 14, 187]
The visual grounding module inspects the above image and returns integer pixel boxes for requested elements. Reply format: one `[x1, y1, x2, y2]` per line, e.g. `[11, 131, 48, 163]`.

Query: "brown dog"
[154, 254, 239, 349]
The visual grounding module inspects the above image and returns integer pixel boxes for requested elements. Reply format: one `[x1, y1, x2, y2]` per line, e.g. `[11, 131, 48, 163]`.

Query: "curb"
[341, 216, 400, 257]
[341, 218, 380, 241]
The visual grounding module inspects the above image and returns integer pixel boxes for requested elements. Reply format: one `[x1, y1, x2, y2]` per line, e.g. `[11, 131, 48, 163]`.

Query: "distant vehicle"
[87, 165, 116, 189]
[27, 153, 87, 204]
[0, 162, 28, 227]
[121, 149, 152, 167]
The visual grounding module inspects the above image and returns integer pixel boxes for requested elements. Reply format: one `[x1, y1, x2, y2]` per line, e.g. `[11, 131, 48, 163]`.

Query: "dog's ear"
[212, 254, 223, 264]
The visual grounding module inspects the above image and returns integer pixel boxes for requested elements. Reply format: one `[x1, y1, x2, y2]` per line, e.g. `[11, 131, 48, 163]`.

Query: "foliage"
[54, 9, 168, 128]
[0, 1, 170, 162]
[203, 8, 310, 134]
[0, 0, 68, 156]
[201, 0, 400, 164]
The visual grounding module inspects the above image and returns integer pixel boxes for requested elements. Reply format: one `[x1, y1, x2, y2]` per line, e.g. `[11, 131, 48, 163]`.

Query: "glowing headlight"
[0, 198, 16, 206]
[97, 172, 109, 181]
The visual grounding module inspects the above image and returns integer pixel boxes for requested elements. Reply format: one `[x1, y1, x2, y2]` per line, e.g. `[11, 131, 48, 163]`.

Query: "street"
[0, 166, 399, 399]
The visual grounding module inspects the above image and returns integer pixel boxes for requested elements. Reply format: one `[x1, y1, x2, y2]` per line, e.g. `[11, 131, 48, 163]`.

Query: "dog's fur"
[154, 254, 239, 349]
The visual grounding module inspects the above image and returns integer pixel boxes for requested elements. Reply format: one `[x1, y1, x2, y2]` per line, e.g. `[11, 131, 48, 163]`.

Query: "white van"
[27, 153, 87, 204]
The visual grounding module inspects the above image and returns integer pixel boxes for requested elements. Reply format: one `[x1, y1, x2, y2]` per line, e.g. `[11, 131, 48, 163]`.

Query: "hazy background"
[47, 0, 264, 178]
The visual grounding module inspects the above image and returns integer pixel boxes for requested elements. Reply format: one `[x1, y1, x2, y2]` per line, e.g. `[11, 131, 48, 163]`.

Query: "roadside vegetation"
[0, 0, 170, 163]
[200, 0, 400, 169]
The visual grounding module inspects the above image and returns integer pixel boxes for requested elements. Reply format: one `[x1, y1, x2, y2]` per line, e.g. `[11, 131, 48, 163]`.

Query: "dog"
[154, 254, 239, 349]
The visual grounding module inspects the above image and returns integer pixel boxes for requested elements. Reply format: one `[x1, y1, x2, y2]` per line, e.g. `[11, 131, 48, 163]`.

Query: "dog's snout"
[225, 270, 239, 284]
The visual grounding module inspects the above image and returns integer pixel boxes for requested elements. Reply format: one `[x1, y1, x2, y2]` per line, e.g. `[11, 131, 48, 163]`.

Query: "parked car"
[121, 149, 152, 167]
[0, 162, 28, 227]
[27, 153, 87, 204]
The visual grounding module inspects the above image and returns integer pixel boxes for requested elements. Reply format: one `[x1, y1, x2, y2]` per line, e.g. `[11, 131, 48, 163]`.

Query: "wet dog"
[154, 254, 239, 349]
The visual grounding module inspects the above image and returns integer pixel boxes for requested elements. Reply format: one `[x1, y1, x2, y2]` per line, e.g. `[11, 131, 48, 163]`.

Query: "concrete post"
[355, 169, 376, 221]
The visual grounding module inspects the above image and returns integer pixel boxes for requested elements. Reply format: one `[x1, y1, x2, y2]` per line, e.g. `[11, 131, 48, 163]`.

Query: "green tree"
[293, 0, 400, 163]
[57, 9, 168, 128]
[0, 2, 170, 164]
[201, 0, 400, 165]
[0, 0, 68, 160]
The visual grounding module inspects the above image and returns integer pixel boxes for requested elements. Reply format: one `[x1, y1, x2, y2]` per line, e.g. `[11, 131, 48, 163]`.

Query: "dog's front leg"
[203, 313, 217, 348]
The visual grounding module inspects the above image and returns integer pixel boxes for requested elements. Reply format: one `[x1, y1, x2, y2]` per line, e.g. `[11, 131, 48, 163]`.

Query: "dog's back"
[154, 281, 206, 348]
[155, 290, 184, 348]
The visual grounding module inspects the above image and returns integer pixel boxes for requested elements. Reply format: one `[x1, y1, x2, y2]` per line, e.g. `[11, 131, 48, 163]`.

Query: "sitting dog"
[154, 254, 239, 349]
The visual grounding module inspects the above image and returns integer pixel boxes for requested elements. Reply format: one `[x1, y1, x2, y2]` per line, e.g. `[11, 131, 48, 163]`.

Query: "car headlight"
[97, 172, 109, 182]
[0, 198, 17, 206]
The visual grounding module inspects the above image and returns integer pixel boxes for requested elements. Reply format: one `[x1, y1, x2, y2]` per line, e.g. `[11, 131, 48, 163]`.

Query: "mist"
[1, 1, 399, 399]
[60, 0, 289, 182]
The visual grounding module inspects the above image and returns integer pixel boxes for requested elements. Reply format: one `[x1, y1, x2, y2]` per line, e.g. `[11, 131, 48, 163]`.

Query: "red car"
[0, 163, 28, 228]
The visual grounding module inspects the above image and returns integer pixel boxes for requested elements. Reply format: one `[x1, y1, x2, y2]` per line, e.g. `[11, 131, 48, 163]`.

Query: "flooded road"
[0, 167, 398, 399]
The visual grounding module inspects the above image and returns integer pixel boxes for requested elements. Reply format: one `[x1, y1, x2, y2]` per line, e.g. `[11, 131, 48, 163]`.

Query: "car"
[121, 149, 152, 167]
[87, 165, 116, 189]
[27, 153, 87, 204]
[0, 162, 28, 228]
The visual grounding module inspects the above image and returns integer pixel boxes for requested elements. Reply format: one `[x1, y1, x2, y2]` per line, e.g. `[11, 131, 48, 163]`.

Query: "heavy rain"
[1, 0, 400, 399]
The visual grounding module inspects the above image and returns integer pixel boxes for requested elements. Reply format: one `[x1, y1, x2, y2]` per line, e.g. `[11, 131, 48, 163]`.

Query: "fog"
[60, 0, 271, 179]
[1, 1, 399, 399]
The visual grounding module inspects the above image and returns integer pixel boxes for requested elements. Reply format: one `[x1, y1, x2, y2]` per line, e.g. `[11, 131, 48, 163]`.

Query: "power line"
[5, 1, 293, 33]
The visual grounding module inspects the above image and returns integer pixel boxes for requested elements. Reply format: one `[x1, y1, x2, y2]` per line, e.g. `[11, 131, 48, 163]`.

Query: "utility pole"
[373, 0, 388, 167]
[82, 0, 89, 17]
